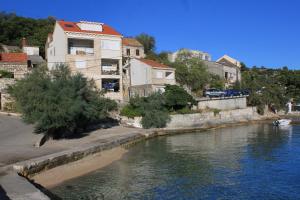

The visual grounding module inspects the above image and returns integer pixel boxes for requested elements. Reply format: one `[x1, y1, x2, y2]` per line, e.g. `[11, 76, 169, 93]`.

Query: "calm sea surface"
[51, 124, 300, 200]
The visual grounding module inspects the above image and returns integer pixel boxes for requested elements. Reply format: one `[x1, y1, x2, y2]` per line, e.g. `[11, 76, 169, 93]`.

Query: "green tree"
[164, 84, 196, 111]
[8, 64, 117, 138]
[0, 12, 55, 57]
[135, 33, 156, 54]
[172, 57, 209, 94]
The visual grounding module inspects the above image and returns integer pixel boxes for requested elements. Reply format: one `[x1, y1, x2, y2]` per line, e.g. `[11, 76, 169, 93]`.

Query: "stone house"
[0, 53, 28, 79]
[45, 20, 124, 102]
[123, 58, 176, 98]
[122, 38, 145, 59]
[0, 53, 29, 110]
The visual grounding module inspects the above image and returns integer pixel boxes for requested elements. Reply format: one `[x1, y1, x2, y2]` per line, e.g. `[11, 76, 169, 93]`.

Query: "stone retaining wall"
[122, 107, 259, 129]
[197, 96, 247, 110]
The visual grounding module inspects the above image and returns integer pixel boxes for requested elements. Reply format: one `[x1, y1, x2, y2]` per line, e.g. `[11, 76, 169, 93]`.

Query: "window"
[101, 59, 119, 75]
[136, 49, 140, 56]
[126, 49, 130, 56]
[156, 71, 164, 79]
[68, 38, 94, 55]
[75, 59, 86, 69]
[225, 72, 228, 80]
[165, 71, 174, 79]
[102, 79, 120, 92]
[101, 40, 120, 50]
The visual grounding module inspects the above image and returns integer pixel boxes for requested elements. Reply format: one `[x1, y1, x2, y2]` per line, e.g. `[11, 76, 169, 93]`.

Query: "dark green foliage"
[141, 110, 170, 129]
[0, 12, 55, 57]
[120, 93, 170, 129]
[0, 70, 13, 78]
[171, 58, 210, 93]
[241, 66, 300, 113]
[8, 64, 117, 138]
[164, 84, 196, 111]
[209, 74, 225, 90]
[135, 33, 156, 54]
[120, 104, 142, 118]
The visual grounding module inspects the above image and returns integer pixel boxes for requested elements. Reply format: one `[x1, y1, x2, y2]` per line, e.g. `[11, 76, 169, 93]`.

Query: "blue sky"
[1, 0, 300, 69]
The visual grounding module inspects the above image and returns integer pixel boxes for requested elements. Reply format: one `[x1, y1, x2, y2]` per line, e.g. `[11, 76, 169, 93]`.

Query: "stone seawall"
[122, 107, 261, 129]
[167, 107, 259, 129]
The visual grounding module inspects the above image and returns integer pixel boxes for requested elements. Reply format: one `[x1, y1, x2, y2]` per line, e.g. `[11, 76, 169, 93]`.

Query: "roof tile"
[138, 58, 171, 69]
[58, 21, 121, 36]
[0, 53, 28, 63]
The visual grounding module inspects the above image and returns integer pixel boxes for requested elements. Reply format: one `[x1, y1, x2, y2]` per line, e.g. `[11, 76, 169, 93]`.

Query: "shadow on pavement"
[0, 186, 10, 200]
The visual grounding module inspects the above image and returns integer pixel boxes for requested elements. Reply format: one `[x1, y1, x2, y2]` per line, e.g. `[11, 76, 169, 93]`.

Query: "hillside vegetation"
[0, 12, 55, 57]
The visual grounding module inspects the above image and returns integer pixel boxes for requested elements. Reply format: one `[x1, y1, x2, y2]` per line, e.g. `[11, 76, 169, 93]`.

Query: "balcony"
[68, 38, 94, 56]
[101, 59, 120, 75]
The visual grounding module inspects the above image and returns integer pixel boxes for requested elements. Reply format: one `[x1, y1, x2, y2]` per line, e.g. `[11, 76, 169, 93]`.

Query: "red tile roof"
[0, 53, 28, 63]
[58, 21, 121, 36]
[138, 58, 171, 69]
[122, 38, 143, 47]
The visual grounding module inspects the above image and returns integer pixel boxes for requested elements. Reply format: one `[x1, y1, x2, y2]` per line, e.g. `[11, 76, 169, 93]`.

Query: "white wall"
[47, 22, 67, 69]
[130, 59, 152, 86]
[100, 36, 122, 59]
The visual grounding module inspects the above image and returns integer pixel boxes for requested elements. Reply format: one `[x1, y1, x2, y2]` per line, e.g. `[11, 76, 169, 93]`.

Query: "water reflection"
[51, 124, 300, 200]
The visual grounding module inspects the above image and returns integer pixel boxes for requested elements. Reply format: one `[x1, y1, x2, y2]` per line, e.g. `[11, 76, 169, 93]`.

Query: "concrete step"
[0, 173, 50, 200]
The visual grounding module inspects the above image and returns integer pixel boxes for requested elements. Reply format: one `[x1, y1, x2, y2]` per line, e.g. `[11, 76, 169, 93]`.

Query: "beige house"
[46, 20, 123, 102]
[122, 38, 145, 59]
[168, 48, 212, 62]
[124, 58, 175, 98]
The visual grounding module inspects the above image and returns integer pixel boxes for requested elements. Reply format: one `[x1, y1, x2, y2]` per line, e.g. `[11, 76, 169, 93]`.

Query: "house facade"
[46, 20, 123, 102]
[168, 48, 212, 62]
[0, 53, 28, 79]
[122, 38, 145, 59]
[124, 58, 176, 98]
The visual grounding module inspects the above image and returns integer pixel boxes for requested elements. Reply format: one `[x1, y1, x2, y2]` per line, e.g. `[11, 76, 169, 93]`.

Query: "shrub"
[176, 107, 194, 114]
[213, 108, 221, 116]
[164, 84, 196, 111]
[8, 64, 117, 138]
[120, 93, 170, 129]
[120, 105, 142, 118]
[141, 110, 170, 129]
[0, 70, 13, 78]
[3, 101, 17, 112]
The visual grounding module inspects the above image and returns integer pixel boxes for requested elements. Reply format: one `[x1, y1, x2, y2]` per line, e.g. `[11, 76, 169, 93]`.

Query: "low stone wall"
[122, 107, 260, 129]
[197, 96, 247, 110]
[167, 107, 259, 129]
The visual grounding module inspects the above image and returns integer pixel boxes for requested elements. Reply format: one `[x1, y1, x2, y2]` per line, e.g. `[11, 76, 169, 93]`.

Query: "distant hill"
[0, 12, 55, 57]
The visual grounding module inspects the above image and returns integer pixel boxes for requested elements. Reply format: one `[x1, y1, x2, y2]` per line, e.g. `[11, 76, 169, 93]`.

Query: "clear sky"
[1, 0, 300, 69]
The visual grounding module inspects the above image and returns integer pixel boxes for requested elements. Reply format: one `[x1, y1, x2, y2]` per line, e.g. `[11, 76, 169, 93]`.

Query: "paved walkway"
[0, 113, 143, 168]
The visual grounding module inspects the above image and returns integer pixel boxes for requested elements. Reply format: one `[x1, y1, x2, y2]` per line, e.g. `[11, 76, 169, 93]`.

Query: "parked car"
[204, 88, 225, 98]
[240, 89, 250, 96]
[224, 89, 242, 97]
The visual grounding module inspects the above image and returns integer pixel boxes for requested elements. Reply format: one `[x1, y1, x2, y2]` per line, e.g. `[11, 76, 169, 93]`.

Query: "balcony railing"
[69, 47, 94, 55]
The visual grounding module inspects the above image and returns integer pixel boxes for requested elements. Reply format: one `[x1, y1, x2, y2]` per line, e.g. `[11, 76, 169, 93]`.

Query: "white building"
[45, 20, 123, 101]
[168, 48, 212, 62]
[124, 58, 176, 98]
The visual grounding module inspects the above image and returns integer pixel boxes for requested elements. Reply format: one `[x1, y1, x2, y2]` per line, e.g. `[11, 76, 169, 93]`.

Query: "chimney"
[21, 37, 27, 47]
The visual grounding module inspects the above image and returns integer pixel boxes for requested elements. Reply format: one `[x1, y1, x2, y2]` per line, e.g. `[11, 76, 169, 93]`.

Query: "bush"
[164, 84, 196, 111]
[120, 93, 170, 129]
[3, 101, 17, 112]
[213, 108, 221, 116]
[0, 70, 13, 78]
[8, 64, 117, 138]
[120, 105, 142, 118]
[141, 110, 170, 129]
[176, 107, 194, 114]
